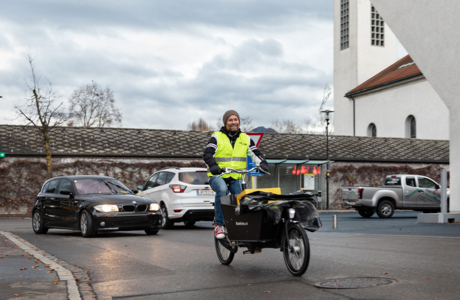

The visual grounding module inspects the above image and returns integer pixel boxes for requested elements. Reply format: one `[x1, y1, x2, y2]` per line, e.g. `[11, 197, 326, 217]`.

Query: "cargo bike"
[214, 167, 322, 276]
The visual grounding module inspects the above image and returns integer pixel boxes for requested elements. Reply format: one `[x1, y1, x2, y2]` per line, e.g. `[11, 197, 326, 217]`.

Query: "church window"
[367, 123, 377, 137]
[340, 0, 349, 50]
[405, 115, 416, 138]
[371, 6, 385, 47]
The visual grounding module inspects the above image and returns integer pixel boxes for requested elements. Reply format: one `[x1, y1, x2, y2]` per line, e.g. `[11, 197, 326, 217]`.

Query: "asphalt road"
[2, 211, 460, 299]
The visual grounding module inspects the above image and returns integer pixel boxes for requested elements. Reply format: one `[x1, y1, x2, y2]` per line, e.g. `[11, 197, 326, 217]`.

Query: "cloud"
[0, 0, 334, 131]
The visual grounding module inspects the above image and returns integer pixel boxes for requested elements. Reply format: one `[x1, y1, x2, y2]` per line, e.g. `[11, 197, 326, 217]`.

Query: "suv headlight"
[94, 204, 119, 212]
[149, 203, 160, 211]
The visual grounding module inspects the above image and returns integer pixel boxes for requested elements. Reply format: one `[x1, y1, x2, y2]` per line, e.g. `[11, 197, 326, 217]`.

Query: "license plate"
[197, 189, 215, 195]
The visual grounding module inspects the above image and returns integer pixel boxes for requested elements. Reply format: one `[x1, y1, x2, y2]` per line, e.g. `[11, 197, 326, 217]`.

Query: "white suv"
[137, 167, 215, 228]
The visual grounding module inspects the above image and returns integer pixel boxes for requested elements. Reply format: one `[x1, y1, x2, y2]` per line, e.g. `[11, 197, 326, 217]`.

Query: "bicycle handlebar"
[221, 166, 270, 176]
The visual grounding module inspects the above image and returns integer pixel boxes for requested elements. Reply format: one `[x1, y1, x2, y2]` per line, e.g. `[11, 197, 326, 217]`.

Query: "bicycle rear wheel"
[283, 223, 310, 276]
[215, 237, 235, 265]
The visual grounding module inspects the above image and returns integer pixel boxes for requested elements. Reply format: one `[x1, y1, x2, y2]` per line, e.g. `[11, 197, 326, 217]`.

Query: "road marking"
[0, 231, 82, 300]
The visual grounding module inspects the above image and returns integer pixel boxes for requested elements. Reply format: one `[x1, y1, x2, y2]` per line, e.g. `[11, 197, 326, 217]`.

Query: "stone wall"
[0, 156, 449, 214]
[0, 156, 205, 215]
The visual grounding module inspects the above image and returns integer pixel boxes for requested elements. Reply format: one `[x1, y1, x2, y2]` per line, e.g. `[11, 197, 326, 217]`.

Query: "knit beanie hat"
[223, 110, 240, 125]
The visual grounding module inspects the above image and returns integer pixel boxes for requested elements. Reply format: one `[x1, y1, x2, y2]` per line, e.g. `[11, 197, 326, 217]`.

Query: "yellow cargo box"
[236, 187, 282, 205]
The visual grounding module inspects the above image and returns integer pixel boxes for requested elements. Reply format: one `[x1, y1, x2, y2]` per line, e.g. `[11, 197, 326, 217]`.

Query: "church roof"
[345, 55, 423, 97]
[0, 125, 449, 164]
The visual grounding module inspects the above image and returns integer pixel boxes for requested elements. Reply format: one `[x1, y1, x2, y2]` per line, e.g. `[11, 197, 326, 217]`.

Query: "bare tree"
[68, 81, 122, 127]
[318, 84, 334, 134]
[15, 55, 69, 177]
[318, 84, 332, 123]
[187, 118, 214, 131]
[240, 116, 255, 132]
[302, 117, 319, 134]
[271, 119, 302, 134]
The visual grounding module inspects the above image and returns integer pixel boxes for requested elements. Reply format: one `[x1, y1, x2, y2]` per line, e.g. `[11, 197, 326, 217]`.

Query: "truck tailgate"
[342, 187, 360, 201]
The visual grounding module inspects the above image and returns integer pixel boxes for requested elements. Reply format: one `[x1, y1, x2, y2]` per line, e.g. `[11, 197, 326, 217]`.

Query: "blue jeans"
[209, 176, 242, 226]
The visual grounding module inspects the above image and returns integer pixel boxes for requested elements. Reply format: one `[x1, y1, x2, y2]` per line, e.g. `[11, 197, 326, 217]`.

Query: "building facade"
[344, 55, 449, 140]
[333, 0, 398, 136]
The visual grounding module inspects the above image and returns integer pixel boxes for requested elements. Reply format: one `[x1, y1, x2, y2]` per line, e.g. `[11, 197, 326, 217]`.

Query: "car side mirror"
[137, 185, 144, 190]
[435, 184, 440, 189]
[132, 189, 139, 194]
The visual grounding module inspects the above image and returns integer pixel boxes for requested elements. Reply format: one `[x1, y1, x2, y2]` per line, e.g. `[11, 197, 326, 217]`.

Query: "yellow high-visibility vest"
[208, 131, 249, 180]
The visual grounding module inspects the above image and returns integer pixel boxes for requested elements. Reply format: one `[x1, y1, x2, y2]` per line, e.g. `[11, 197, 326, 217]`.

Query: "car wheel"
[161, 204, 174, 229]
[32, 210, 48, 234]
[357, 208, 375, 218]
[145, 228, 160, 235]
[80, 210, 97, 238]
[376, 200, 394, 218]
[184, 220, 196, 227]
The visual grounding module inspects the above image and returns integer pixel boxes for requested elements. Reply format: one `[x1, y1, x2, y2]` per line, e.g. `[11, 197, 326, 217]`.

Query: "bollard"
[333, 215, 338, 229]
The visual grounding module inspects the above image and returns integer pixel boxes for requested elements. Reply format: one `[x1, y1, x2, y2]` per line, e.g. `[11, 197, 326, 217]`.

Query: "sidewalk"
[0, 231, 95, 300]
[0, 232, 68, 300]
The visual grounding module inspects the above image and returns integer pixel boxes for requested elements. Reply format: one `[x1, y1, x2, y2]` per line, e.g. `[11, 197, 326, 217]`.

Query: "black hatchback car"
[32, 175, 162, 237]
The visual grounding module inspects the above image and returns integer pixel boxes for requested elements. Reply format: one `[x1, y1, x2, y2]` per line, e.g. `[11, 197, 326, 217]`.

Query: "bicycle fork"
[283, 208, 301, 254]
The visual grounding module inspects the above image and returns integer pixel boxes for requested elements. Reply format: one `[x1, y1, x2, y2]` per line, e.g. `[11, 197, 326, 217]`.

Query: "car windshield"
[74, 179, 133, 195]
[179, 171, 209, 184]
[105, 179, 133, 194]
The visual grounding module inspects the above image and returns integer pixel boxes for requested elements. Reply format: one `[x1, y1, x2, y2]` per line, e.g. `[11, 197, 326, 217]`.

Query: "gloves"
[259, 160, 269, 172]
[210, 164, 222, 175]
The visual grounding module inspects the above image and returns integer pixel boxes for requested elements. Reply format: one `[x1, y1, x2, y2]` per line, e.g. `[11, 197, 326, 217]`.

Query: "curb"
[0, 231, 97, 300]
[0, 214, 30, 219]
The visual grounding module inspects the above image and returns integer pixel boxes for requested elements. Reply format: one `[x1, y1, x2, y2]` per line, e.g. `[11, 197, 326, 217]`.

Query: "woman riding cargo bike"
[203, 110, 322, 276]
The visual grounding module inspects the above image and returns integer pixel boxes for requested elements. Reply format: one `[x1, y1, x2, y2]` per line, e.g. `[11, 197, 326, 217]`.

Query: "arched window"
[367, 123, 377, 137]
[405, 115, 416, 138]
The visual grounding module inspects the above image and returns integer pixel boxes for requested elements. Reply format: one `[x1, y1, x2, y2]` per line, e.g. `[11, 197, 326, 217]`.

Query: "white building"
[333, 0, 449, 140]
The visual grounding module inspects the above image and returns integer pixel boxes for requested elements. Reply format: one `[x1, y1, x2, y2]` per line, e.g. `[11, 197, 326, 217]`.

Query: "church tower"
[333, 0, 398, 135]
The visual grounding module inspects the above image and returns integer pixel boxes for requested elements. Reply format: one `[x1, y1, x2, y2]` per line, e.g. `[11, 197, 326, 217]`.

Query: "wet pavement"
[1, 211, 459, 299]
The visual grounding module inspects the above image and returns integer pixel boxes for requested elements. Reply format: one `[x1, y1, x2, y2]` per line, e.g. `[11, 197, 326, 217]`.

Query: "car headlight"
[149, 203, 160, 211]
[94, 205, 119, 212]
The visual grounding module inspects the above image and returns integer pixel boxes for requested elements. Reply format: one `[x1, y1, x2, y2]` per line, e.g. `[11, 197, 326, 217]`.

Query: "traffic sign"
[0, 152, 5, 158]
[247, 155, 263, 176]
[246, 133, 265, 176]
[247, 133, 264, 147]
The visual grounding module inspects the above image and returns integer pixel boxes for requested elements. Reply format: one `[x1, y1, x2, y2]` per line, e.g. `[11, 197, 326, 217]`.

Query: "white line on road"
[0, 231, 82, 300]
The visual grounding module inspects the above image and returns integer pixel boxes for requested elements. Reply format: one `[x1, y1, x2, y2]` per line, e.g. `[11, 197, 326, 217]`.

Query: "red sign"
[247, 133, 264, 147]
[291, 165, 321, 176]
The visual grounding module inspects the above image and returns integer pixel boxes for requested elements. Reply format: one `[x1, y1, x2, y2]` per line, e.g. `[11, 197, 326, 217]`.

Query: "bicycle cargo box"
[220, 195, 238, 206]
[221, 204, 279, 241]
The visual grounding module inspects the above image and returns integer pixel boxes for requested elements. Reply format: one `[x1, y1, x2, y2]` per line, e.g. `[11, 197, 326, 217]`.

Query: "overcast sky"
[0, 0, 406, 131]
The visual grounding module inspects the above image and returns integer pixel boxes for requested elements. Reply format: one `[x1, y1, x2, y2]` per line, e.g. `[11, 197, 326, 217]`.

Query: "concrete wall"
[371, 0, 460, 212]
[354, 78, 449, 139]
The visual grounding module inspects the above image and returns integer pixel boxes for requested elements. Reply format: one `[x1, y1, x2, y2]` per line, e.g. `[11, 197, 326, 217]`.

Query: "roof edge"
[345, 73, 423, 98]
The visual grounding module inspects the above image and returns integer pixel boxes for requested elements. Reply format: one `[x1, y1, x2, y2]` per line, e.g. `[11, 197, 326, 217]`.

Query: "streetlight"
[321, 110, 334, 209]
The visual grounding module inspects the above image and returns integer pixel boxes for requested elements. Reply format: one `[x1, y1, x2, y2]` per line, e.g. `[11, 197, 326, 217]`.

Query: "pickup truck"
[341, 174, 449, 218]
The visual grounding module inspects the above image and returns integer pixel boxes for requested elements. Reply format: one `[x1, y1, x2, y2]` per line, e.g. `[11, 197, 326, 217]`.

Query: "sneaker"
[214, 225, 225, 239]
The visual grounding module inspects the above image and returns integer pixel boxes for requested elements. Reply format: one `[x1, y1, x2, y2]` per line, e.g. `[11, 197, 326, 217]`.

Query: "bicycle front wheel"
[215, 237, 235, 265]
[283, 223, 310, 276]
